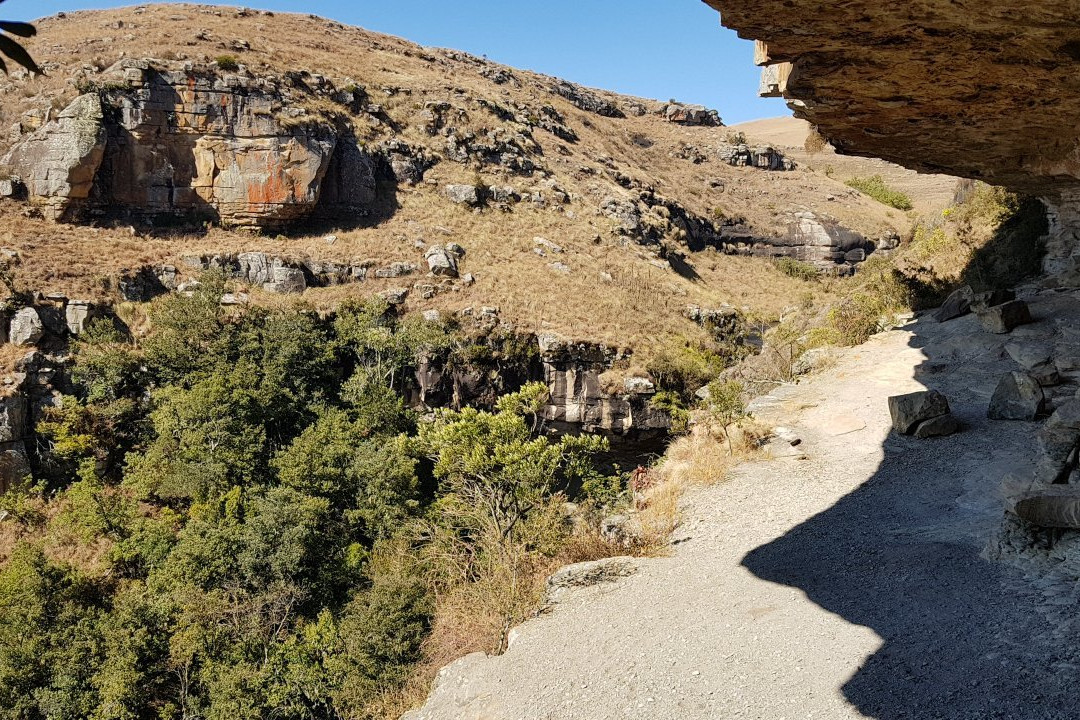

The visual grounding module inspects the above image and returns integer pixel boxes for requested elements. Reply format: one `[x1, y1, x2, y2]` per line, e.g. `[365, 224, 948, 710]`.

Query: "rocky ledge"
[0, 59, 405, 227]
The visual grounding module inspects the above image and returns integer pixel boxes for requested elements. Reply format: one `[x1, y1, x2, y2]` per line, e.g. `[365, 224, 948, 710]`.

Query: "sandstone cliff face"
[1, 93, 107, 218]
[703, 0, 1080, 270]
[2, 60, 380, 226]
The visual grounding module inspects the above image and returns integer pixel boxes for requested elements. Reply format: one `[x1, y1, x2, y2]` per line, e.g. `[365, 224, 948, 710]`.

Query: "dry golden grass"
[375, 528, 622, 718]
[633, 414, 770, 553]
[0, 4, 951, 362]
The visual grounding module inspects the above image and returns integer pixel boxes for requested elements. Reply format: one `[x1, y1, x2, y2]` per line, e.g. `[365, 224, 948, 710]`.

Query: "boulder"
[444, 183, 482, 206]
[381, 288, 408, 305]
[1036, 400, 1080, 482]
[623, 377, 656, 394]
[934, 285, 974, 322]
[987, 372, 1046, 420]
[64, 301, 93, 335]
[970, 288, 1016, 314]
[425, 247, 459, 277]
[888, 389, 950, 434]
[912, 413, 959, 438]
[9, 307, 43, 346]
[534, 236, 564, 254]
[662, 103, 722, 126]
[1014, 489, 1080, 529]
[718, 143, 794, 171]
[262, 266, 306, 294]
[237, 252, 274, 285]
[374, 262, 417, 279]
[1005, 341, 1060, 386]
[977, 300, 1031, 334]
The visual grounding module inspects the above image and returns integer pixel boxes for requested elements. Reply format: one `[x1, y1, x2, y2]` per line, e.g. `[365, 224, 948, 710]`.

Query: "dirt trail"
[408, 291, 1080, 720]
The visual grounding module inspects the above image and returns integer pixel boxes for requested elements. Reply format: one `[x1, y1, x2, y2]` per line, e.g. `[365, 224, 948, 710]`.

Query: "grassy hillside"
[0, 4, 947, 361]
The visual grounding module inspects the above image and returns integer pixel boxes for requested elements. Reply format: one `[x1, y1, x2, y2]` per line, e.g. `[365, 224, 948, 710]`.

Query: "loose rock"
[888, 389, 950, 434]
[934, 285, 974, 322]
[977, 300, 1032, 334]
[912, 412, 959, 438]
[988, 372, 1046, 420]
[9, 307, 43, 346]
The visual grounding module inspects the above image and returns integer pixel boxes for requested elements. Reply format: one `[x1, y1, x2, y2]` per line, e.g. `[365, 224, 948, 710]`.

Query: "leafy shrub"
[704, 379, 747, 453]
[647, 338, 730, 401]
[650, 389, 689, 435]
[215, 54, 240, 71]
[774, 257, 820, 282]
[844, 175, 914, 210]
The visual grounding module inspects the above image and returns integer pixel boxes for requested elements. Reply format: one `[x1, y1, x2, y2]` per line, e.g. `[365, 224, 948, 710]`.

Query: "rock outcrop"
[702, 1, 1080, 273]
[2, 60, 382, 226]
[537, 335, 670, 435]
[0, 94, 107, 220]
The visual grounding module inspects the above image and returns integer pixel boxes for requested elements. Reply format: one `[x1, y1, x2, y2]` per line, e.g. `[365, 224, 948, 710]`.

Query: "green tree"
[124, 367, 266, 501]
[705, 379, 748, 453]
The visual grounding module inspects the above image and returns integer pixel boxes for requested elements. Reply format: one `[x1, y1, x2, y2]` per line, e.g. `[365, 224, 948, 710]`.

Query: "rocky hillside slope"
[0, 4, 942, 352]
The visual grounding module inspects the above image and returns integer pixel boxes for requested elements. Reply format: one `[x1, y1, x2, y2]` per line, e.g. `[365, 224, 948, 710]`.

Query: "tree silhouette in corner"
[0, 0, 38, 74]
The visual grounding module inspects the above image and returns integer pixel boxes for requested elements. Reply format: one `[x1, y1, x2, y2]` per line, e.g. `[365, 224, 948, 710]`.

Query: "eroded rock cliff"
[2, 59, 380, 226]
[703, 0, 1080, 270]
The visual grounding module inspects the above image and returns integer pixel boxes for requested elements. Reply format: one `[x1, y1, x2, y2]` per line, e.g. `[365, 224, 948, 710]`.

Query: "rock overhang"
[703, 0, 1080, 202]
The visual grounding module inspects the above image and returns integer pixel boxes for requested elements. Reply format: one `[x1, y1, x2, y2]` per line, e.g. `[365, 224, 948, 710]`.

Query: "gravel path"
[408, 296, 1080, 720]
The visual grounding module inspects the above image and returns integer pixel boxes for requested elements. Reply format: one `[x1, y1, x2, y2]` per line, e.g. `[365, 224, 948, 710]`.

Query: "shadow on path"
[743, 297, 1080, 717]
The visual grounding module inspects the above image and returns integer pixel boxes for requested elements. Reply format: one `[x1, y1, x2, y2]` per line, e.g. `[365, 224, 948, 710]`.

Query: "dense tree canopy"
[0, 284, 622, 719]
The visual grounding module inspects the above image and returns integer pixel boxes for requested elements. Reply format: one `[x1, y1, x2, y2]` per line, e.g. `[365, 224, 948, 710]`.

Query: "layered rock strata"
[2, 60, 382, 226]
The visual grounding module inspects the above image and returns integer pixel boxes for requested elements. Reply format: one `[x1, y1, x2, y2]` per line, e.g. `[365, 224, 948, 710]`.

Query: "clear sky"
[6, 0, 790, 124]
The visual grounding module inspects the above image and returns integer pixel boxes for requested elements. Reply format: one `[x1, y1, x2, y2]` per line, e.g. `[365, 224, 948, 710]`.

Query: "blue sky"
[7, 0, 789, 124]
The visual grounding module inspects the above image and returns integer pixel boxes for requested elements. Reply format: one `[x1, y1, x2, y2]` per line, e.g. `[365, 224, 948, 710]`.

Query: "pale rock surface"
[9, 307, 43, 346]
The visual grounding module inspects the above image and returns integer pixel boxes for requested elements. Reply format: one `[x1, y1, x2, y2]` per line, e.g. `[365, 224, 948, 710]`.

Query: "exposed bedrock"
[0, 60, 382, 227]
[703, 0, 1080, 272]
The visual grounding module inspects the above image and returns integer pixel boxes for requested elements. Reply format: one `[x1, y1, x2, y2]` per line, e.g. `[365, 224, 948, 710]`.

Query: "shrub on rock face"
[215, 54, 240, 71]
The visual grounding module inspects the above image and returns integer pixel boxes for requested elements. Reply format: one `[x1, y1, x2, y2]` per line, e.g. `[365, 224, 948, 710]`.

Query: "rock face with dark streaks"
[2, 59, 380, 227]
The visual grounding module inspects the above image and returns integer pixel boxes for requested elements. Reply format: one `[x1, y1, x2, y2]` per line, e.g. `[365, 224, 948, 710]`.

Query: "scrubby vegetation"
[845, 175, 914, 211]
[774, 257, 820, 282]
[0, 276, 634, 720]
[214, 54, 240, 71]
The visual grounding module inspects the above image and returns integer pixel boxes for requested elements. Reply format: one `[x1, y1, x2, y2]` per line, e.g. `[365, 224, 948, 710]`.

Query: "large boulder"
[1014, 488, 1080, 529]
[1, 94, 107, 220]
[1036, 400, 1080, 482]
[9, 307, 43, 346]
[425, 246, 459, 277]
[64, 301, 93, 335]
[987, 372, 1046, 420]
[977, 300, 1032, 334]
[970, 289, 1016, 314]
[1005, 341, 1059, 386]
[934, 285, 974, 322]
[263, 266, 306, 294]
[444, 184, 482, 206]
[888, 389, 951, 434]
